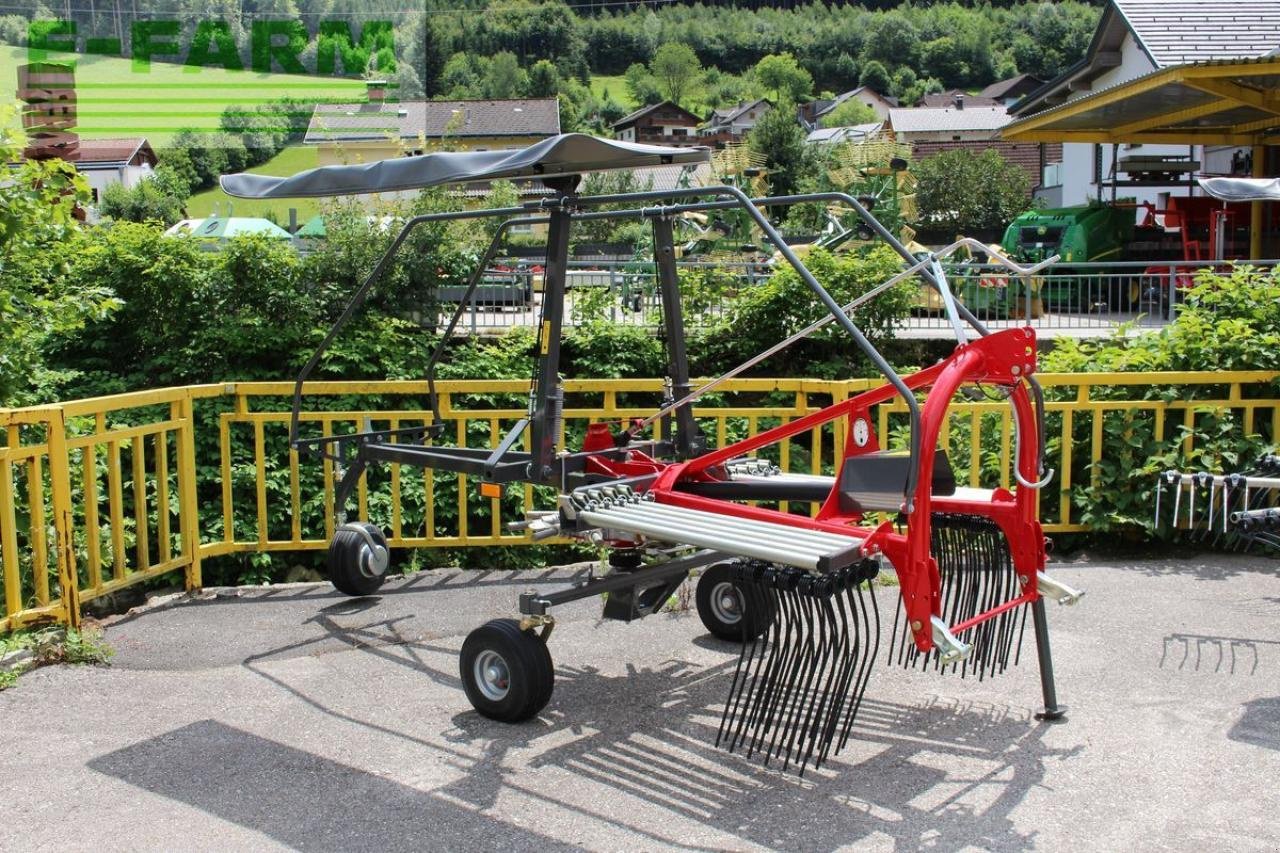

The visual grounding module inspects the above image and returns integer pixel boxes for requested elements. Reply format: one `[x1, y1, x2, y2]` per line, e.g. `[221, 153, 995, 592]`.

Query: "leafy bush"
[0, 108, 119, 405]
[913, 148, 1032, 236]
[716, 247, 916, 378]
[1040, 266, 1280, 534]
[98, 168, 192, 226]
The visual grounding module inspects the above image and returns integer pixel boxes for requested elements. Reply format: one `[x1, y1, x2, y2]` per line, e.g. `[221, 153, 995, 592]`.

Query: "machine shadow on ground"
[223, 595, 1079, 851]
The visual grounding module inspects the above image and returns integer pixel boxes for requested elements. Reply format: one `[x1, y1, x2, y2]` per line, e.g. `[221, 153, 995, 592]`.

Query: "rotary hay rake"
[223, 134, 1084, 773]
[1156, 455, 1280, 550]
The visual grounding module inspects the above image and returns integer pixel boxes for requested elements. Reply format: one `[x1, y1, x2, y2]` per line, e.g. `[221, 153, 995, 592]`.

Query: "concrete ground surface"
[3, 555, 1279, 852]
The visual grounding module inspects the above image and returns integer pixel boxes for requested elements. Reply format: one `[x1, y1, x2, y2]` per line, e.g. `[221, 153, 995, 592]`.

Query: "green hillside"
[185, 144, 321, 221]
[1, 45, 364, 146]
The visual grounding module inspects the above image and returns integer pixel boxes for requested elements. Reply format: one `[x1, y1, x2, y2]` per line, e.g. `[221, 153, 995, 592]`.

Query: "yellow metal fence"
[2, 372, 1277, 632]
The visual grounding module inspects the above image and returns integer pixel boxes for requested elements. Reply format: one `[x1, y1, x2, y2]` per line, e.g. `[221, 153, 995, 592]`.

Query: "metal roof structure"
[164, 216, 293, 240]
[1003, 57, 1280, 145]
[887, 106, 1011, 135]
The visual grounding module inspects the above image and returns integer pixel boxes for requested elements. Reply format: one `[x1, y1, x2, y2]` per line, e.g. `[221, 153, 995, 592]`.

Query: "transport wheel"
[327, 522, 390, 597]
[696, 562, 775, 642]
[460, 619, 554, 722]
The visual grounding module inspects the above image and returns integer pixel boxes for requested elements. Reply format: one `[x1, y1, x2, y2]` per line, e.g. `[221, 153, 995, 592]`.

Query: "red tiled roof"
[72, 137, 156, 165]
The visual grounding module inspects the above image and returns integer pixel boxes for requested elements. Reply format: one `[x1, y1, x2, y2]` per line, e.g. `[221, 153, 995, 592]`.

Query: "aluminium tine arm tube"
[287, 205, 529, 449]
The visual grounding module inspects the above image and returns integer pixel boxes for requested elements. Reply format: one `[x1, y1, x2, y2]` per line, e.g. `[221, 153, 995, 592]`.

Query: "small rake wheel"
[460, 619, 554, 722]
[327, 522, 390, 597]
[696, 562, 775, 642]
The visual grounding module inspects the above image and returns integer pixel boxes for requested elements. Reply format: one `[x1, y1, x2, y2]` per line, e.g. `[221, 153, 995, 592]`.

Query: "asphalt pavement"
[2, 554, 1279, 852]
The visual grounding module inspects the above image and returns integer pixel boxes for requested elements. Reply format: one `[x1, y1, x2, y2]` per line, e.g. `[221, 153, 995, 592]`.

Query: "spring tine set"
[1155, 455, 1280, 549]
[716, 559, 881, 775]
[889, 515, 1027, 680]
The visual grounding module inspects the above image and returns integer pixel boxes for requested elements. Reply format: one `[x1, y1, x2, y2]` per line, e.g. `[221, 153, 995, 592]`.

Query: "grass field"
[589, 75, 636, 111]
[186, 144, 322, 221]
[2, 46, 364, 145]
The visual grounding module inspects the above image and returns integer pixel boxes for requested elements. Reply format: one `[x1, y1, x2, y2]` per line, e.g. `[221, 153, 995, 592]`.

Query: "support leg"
[1031, 597, 1067, 721]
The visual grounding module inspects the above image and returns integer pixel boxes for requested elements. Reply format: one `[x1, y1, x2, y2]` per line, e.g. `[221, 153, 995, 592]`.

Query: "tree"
[913, 148, 1031, 235]
[754, 53, 813, 103]
[820, 98, 878, 129]
[527, 59, 561, 98]
[0, 108, 118, 403]
[99, 168, 191, 226]
[832, 53, 860, 90]
[860, 15, 919, 69]
[650, 42, 700, 106]
[747, 98, 814, 199]
[484, 51, 527, 100]
[441, 52, 484, 98]
[623, 62, 662, 106]
[859, 61, 892, 96]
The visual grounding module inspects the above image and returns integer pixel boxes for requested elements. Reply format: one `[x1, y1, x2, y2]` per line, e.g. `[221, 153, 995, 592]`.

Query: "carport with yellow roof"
[1003, 57, 1280, 258]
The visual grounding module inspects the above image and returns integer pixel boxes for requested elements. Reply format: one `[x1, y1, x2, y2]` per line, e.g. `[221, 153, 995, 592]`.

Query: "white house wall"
[1052, 33, 1204, 209]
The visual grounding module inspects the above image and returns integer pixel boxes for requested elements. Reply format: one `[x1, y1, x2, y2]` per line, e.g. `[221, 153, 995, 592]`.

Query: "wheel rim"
[358, 541, 388, 578]
[473, 650, 511, 701]
[709, 581, 743, 625]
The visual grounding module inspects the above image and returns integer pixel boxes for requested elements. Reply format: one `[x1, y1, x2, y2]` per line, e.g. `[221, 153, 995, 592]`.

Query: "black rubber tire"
[327, 523, 389, 597]
[460, 619, 554, 722]
[696, 562, 775, 642]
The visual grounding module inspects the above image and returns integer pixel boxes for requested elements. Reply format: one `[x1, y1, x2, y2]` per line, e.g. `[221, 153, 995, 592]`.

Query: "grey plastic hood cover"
[1197, 177, 1280, 203]
[220, 133, 712, 199]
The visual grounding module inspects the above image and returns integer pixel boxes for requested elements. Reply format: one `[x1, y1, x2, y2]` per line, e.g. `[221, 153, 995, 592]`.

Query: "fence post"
[176, 391, 203, 590]
[44, 407, 81, 630]
[1167, 267, 1177, 323]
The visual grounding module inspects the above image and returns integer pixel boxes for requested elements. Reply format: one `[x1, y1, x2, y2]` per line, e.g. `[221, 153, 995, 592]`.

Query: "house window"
[91, 188, 99, 203]
[952, 135, 961, 141]
[671, 128, 687, 137]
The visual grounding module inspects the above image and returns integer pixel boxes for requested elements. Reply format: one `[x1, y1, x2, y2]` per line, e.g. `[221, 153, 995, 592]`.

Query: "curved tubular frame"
[288, 183, 931, 502]
[287, 207, 530, 453]
[289, 183, 1050, 502]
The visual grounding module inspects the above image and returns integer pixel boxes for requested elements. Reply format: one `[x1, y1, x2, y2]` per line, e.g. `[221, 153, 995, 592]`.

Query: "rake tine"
[717, 563, 762, 749]
[837, 571, 879, 752]
[768, 573, 814, 765]
[777, 579, 819, 770]
[738, 568, 788, 754]
[809, 575, 851, 769]
[789, 577, 838, 773]
[820, 569, 861, 764]
[744, 570, 798, 758]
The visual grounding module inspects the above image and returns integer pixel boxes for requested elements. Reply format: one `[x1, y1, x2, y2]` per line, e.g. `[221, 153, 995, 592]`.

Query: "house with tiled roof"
[917, 90, 1000, 109]
[1009, 0, 1280, 207]
[611, 101, 703, 147]
[701, 98, 772, 145]
[978, 74, 1044, 106]
[20, 137, 159, 206]
[886, 104, 1046, 193]
[799, 86, 897, 130]
[303, 87, 561, 166]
